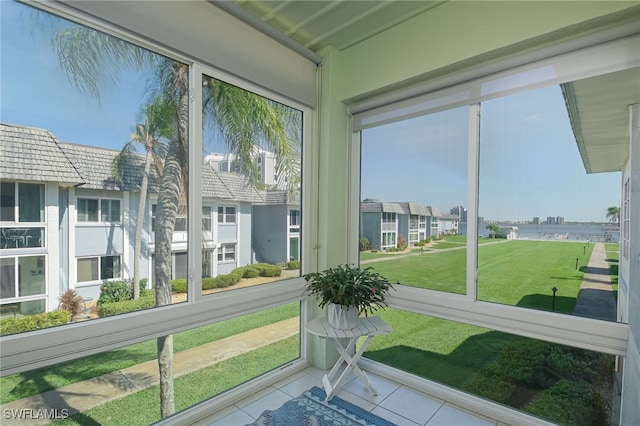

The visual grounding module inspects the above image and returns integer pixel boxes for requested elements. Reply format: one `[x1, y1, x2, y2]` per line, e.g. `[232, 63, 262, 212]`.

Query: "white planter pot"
[327, 303, 359, 330]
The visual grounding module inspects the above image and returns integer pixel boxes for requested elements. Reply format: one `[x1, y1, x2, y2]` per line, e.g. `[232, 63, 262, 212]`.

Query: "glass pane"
[18, 183, 44, 222]
[0, 0, 191, 328]
[174, 252, 188, 280]
[360, 106, 469, 295]
[201, 75, 303, 295]
[365, 308, 617, 426]
[0, 303, 300, 421]
[478, 82, 621, 321]
[0, 182, 15, 221]
[0, 258, 16, 299]
[77, 258, 98, 282]
[18, 256, 46, 296]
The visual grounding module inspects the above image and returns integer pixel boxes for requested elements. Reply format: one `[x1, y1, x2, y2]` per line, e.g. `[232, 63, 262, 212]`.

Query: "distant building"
[532, 217, 540, 224]
[556, 216, 565, 225]
[450, 206, 467, 222]
[546, 216, 556, 225]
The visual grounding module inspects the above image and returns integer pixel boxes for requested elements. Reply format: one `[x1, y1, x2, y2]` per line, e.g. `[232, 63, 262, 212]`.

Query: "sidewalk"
[0, 317, 299, 425]
[572, 242, 617, 321]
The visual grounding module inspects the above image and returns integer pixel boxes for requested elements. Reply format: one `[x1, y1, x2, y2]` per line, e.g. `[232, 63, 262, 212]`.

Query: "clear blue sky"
[2, 1, 621, 223]
[361, 85, 621, 223]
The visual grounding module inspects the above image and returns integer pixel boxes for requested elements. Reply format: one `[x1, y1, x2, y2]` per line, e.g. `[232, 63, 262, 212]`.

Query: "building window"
[217, 244, 236, 262]
[217, 206, 236, 224]
[0, 256, 46, 299]
[78, 198, 120, 223]
[77, 255, 121, 282]
[202, 206, 212, 231]
[289, 209, 300, 233]
[1, 182, 45, 223]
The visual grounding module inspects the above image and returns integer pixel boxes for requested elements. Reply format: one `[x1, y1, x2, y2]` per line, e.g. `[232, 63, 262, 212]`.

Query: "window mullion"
[467, 103, 480, 301]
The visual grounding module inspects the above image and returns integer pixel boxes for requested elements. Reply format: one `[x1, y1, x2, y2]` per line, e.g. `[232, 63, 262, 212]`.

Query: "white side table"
[305, 316, 392, 401]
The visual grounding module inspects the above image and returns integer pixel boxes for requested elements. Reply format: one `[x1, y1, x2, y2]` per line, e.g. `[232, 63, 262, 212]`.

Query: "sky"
[1, 1, 622, 223]
[361, 81, 622, 223]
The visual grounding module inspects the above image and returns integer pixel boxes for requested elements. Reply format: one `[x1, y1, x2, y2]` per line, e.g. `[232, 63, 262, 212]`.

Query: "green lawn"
[56, 336, 299, 426]
[364, 309, 525, 388]
[605, 243, 619, 297]
[367, 240, 592, 312]
[0, 303, 299, 404]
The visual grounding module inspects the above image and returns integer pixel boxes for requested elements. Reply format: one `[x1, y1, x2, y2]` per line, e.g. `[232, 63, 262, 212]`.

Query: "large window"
[77, 198, 120, 223]
[360, 106, 469, 295]
[217, 206, 236, 224]
[0, 182, 44, 223]
[77, 255, 121, 283]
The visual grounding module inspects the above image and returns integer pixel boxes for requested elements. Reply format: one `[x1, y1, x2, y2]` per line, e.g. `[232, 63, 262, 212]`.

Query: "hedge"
[171, 264, 282, 294]
[97, 292, 156, 317]
[0, 310, 72, 336]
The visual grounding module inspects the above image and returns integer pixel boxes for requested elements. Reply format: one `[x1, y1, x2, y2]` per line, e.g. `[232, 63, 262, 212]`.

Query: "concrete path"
[573, 242, 617, 321]
[0, 318, 299, 425]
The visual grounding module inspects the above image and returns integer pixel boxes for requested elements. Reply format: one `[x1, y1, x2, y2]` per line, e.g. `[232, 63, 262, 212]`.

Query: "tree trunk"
[133, 149, 152, 299]
[155, 62, 189, 418]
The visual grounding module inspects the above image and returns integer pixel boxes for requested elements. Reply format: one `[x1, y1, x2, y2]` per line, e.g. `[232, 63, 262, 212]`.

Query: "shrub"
[359, 237, 371, 251]
[259, 265, 282, 277]
[243, 267, 260, 278]
[0, 310, 72, 336]
[98, 292, 156, 317]
[397, 235, 408, 250]
[98, 281, 132, 305]
[58, 289, 84, 321]
[171, 279, 188, 293]
[526, 380, 608, 426]
[202, 277, 217, 291]
[287, 260, 300, 270]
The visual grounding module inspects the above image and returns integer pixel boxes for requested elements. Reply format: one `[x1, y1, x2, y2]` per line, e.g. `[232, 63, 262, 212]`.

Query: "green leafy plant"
[303, 264, 395, 315]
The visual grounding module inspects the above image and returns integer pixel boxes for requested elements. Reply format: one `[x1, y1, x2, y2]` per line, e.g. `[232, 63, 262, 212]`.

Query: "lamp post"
[552, 287, 558, 311]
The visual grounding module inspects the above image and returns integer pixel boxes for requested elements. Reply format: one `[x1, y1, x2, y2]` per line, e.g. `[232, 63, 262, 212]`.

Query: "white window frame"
[2, 4, 311, 411]
[0, 181, 46, 224]
[77, 197, 121, 223]
[217, 243, 236, 263]
[76, 255, 122, 283]
[350, 35, 637, 356]
[217, 205, 236, 224]
[0, 254, 47, 302]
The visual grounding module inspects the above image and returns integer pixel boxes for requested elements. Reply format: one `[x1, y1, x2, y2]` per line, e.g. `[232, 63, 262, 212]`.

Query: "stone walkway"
[0, 318, 299, 425]
[573, 242, 617, 321]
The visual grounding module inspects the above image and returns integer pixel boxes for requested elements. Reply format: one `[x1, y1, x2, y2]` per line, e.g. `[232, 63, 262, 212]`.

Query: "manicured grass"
[368, 240, 592, 312]
[56, 336, 300, 426]
[364, 309, 525, 388]
[0, 303, 299, 404]
[359, 250, 420, 261]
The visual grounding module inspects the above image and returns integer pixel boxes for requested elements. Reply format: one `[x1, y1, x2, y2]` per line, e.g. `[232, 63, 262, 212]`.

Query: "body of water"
[459, 222, 619, 243]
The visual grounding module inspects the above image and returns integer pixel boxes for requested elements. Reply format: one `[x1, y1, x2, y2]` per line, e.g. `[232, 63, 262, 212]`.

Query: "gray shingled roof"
[264, 190, 300, 205]
[396, 202, 430, 216]
[360, 201, 405, 214]
[2, 123, 264, 203]
[0, 123, 84, 185]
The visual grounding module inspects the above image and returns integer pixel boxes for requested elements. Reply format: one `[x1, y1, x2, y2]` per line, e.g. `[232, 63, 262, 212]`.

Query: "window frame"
[77, 197, 121, 223]
[217, 205, 237, 224]
[349, 37, 636, 356]
[76, 255, 122, 283]
[0, 6, 312, 384]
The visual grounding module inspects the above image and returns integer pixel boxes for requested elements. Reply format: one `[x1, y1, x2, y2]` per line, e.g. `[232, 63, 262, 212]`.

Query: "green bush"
[259, 265, 282, 277]
[359, 237, 371, 251]
[526, 380, 608, 426]
[98, 292, 156, 317]
[172, 279, 188, 293]
[287, 260, 300, 270]
[202, 277, 217, 291]
[98, 281, 132, 305]
[243, 267, 260, 278]
[0, 310, 72, 336]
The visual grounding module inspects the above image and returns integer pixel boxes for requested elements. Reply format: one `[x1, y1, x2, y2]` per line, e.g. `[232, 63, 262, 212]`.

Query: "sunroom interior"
[1, 1, 639, 425]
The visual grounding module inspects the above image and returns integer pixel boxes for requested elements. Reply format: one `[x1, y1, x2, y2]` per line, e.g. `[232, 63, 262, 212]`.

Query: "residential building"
[1, 2, 638, 426]
[0, 123, 266, 307]
[438, 213, 460, 236]
[252, 190, 301, 264]
[450, 205, 467, 222]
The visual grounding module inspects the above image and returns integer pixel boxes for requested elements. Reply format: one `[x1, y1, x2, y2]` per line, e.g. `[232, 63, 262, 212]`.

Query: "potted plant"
[303, 264, 395, 330]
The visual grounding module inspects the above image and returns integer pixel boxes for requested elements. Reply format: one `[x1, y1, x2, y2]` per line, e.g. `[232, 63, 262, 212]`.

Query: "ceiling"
[229, 0, 445, 52]
[563, 67, 639, 174]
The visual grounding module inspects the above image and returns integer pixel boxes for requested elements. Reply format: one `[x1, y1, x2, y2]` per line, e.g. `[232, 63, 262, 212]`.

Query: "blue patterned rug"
[245, 386, 396, 426]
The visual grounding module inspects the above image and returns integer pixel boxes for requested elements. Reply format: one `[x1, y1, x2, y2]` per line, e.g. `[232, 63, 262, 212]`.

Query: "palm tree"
[486, 223, 500, 238]
[53, 23, 299, 417]
[606, 206, 620, 225]
[112, 97, 174, 300]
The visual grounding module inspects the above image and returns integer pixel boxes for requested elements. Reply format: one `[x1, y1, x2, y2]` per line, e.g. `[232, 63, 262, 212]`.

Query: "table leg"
[322, 335, 378, 401]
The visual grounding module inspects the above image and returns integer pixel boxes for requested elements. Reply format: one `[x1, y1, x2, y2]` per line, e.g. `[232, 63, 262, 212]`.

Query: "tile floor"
[205, 367, 503, 426]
